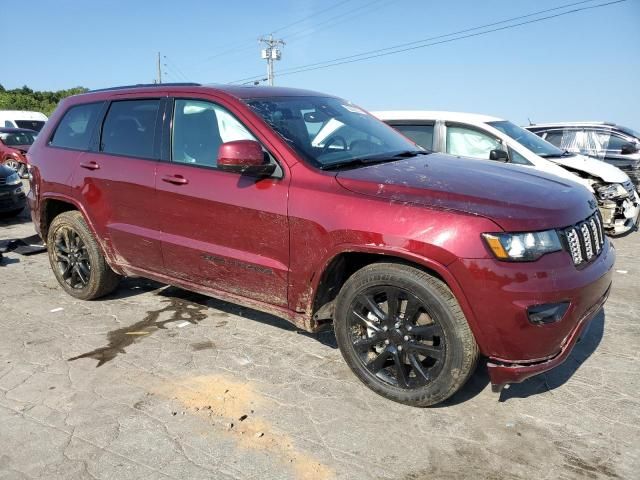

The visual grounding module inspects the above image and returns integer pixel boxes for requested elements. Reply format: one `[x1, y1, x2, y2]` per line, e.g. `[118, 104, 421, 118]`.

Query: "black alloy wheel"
[53, 227, 92, 289]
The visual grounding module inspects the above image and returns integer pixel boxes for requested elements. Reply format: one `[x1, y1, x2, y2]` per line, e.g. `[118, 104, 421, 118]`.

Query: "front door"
[156, 98, 290, 307]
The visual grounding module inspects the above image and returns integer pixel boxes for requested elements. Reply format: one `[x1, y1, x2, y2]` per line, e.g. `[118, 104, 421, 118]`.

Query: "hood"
[13, 144, 31, 154]
[335, 153, 596, 232]
[547, 153, 629, 184]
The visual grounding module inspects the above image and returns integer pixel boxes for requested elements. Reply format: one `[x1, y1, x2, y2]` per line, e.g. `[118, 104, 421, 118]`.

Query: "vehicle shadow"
[0, 208, 32, 229]
[499, 309, 605, 402]
[105, 278, 339, 349]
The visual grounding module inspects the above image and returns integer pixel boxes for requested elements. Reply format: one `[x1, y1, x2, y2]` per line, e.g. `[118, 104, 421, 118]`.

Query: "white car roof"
[0, 110, 48, 120]
[527, 121, 614, 128]
[372, 110, 503, 124]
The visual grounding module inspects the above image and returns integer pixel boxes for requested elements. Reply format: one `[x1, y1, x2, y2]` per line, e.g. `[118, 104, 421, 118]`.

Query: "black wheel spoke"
[361, 294, 387, 321]
[75, 263, 89, 285]
[366, 348, 391, 373]
[384, 288, 400, 319]
[411, 324, 441, 338]
[402, 296, 422, 324]
[352, 310, 382, 333]
[392, 350, 409, 387]
[408, 353, 430, 382]
[353, 334, 383, 352]
[408, 342, 443, 360]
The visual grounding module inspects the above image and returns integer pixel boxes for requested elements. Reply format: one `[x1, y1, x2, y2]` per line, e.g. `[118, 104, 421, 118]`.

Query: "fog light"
[527, 302, 570, 325]
[14, 187, 23, 194]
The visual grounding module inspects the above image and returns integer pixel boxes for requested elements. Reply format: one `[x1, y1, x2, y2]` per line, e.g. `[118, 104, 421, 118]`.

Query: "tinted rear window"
[392, 124, 434, 150]
[100, 99, 160, 159]
[50, 103, 102, 150]
[15, 120, 45, 132]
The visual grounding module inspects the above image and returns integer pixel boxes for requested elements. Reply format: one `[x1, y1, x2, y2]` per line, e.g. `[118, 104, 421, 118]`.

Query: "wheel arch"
[309, 247, 486, 348]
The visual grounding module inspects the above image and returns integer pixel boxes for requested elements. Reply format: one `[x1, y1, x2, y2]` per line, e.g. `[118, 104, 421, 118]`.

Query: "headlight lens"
[482, 230, 562, 261]
[5, 172, 21, 186]
[597, 183, 627, 200]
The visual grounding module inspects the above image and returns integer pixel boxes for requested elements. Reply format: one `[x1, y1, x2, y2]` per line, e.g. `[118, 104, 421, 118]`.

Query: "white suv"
[375, 111, 639, 236]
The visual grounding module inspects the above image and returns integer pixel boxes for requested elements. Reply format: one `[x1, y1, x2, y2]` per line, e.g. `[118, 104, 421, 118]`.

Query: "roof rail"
[88, 83, 201, 93]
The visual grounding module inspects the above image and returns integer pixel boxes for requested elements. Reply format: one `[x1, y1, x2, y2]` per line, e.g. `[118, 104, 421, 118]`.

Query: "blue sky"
[3, 0, 639, 127]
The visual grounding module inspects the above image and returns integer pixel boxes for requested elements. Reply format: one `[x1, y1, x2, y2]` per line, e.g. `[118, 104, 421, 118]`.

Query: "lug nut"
[382, 326, 388, 332]
[384, 339, 390, 345]
[407, 325, 413, 331]
[403, 335, 409, 341]
[398, 345, 403, 351]
[394, 322, 400, 328]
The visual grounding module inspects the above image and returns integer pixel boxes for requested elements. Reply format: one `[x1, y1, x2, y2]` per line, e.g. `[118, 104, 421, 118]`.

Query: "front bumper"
[0, 185, 26, 212]
[600, 190, 640, 236]
[449, 239, 615, 388]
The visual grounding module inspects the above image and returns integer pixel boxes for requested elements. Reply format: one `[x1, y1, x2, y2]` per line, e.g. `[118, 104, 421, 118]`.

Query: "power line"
[281, 0, 392, 42]
[271, 0, 355, 35]
[230, 0, 624, 84]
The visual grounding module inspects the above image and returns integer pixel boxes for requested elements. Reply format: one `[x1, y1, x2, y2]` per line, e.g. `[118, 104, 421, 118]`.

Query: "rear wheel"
[47, 211, 120, 300]
[334, 263, 478, 407]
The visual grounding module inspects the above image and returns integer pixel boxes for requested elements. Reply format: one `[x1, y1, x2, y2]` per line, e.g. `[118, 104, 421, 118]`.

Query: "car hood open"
[335, 153, 596, 232]
[548, 153, 629, 184]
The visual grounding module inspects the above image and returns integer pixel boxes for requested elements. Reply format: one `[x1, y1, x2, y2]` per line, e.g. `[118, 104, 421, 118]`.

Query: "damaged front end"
[595, 180, 640, 235]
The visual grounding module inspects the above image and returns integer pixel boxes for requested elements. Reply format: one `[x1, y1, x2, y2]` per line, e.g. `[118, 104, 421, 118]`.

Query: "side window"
[50, 102, 102, 150]
[543, 130, 564, 148]
[100, 99, 160, 159]
[446, 125, 501, 159]
[392, 124, 434, 150]
[507, 147, 532, 165]
[172, 99, 257, 168]
[4, 121, 14, 128]
[605, 134, 630, 152]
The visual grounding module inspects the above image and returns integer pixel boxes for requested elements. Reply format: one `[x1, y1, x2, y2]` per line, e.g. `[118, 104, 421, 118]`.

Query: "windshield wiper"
[320, 150, 429, 170]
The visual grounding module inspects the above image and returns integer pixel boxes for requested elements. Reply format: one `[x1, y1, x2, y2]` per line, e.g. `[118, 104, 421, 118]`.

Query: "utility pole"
[156, 52, 162, 84]
[258, 35, 284, 86]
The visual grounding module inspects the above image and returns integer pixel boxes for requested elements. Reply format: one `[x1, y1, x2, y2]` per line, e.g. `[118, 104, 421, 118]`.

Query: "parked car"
[525, 122, 640, 188]
[0, 110, 48, 132]
[0, 127, 38, 177]
[28, 84, 614, 406]
[375, 111, 639, 236]
[0, 163, 26, 216]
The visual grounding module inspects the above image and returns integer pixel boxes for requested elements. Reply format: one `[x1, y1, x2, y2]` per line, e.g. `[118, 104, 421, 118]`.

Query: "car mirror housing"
[489, 149, 509, 162]
[217, 140, 276, 177]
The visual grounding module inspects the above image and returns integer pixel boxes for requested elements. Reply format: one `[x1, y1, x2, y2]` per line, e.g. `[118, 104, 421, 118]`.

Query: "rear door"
[72, 93, 166, 271]
[385, 122, 435, 151]
[155, 96, 290, 306]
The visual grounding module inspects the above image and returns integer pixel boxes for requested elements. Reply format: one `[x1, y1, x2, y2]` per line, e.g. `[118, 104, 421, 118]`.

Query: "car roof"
[527, 121, 617, 128]
[0, 127, 38, 134]
[373, 110, 504, 123]
[81, 83, 335, 100]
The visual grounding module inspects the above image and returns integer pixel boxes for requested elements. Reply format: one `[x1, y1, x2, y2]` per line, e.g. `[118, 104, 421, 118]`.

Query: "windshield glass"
[488, 120, 565, 157]
[0, 131, 37, 146]
[245, 96, 420, 168]
[619, 125, 640, 140]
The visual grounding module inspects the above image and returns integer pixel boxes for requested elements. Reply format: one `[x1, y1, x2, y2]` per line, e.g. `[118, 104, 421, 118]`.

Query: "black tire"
[47, 211, 120, 300]
[334, 262, 478, 407]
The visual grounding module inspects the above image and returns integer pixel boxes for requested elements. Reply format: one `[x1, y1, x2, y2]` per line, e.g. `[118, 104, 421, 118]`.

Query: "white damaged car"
[375, 111, 639, 236]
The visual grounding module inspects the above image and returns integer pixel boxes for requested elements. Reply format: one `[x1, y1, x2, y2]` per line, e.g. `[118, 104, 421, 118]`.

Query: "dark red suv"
[27, 84, 614, 406]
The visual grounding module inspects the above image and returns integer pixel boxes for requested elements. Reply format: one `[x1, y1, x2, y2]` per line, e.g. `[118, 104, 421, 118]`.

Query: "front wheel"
[334, 263, 479, 407]
[47, 211, 120, 300]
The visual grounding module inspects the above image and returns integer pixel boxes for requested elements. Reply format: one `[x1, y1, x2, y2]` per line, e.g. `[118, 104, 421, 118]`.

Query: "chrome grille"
[563, 212, 605, 266]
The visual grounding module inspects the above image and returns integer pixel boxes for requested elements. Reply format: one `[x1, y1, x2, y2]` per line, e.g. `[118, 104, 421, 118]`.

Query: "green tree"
[0, 85, 89, 116]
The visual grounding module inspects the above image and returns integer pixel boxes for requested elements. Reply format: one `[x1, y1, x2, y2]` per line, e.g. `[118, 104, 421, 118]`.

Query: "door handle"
[79, 161, 100, 170]
[162, 174, 189, 185]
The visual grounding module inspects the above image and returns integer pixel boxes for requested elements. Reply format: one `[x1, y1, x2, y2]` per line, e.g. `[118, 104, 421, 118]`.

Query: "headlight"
[482, 230, 562, 261]
[5, 172, 21, 186]
[597, 183, 627, 200]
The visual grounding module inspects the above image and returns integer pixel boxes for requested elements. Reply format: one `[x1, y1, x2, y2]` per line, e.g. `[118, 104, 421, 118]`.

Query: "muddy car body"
[376, 111, 639, 236]
[27, 84, 614, 406]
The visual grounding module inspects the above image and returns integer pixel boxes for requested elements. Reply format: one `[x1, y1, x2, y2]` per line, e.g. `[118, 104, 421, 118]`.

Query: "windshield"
[245, 96, 420, 168]
[487, 120, 565, 157]
[0, 131, 37, 146]
[619, 125, 640, 140]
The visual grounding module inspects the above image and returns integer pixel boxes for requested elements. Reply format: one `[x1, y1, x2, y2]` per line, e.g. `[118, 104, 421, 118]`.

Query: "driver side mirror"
[217, 140, 276, 177]
[621, 142, 639, 155]
[489, 149, 509, 162]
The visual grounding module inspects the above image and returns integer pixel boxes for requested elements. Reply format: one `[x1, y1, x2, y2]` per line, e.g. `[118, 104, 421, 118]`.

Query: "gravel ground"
[0, 205, 638, 480]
